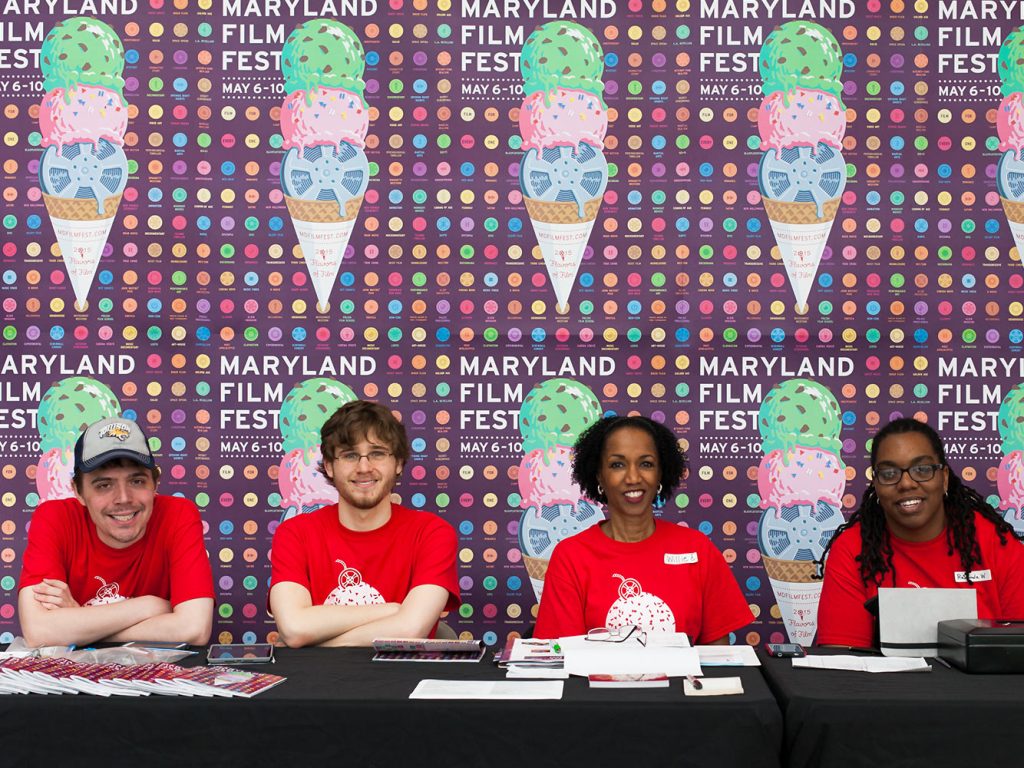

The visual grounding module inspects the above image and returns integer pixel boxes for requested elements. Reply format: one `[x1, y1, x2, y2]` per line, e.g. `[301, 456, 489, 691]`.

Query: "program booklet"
[372, 638, 486, 663]
[588, 673, 671, 688]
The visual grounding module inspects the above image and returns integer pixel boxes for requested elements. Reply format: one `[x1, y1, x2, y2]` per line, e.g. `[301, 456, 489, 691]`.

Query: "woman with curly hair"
[817, 416, 1024, 647]
[534, 415, 753, 644]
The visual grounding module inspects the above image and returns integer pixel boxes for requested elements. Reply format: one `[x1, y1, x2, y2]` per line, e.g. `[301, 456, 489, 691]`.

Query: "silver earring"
[597, 484, 604, 498]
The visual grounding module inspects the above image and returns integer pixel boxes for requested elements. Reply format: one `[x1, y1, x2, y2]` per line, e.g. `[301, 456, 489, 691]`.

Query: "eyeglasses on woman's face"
[872, 463, 943, 486]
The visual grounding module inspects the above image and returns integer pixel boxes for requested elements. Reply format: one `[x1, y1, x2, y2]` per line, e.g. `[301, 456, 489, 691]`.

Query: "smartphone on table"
[764, 642, 806, 658]
[206, 643, 276, 664]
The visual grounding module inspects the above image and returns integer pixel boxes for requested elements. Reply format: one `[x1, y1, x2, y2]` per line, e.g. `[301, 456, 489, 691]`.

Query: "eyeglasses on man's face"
[872, 463, 944, 486]
[334, 450, 394, 466]
[585, 625, 647, 647]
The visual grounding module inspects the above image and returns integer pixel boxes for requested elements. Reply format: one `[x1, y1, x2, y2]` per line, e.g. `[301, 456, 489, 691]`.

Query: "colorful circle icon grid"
[0, 4, 1019, 648]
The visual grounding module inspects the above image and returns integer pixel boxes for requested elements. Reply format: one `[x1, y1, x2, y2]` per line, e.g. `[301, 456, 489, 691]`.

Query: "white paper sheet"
[684, 676, 744, 696]
[792, 655, 931, 673]
[505, 667, 570, 680]
[409, 679, 564, 699]
[557, 634, 701, 677]
[696, 645, 760, 667]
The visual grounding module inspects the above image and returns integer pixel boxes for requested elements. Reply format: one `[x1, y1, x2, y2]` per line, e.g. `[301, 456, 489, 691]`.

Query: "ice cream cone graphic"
[756, 23, 847, 311]
[36, 376, 121, 501]
[277, 377, 355, 521]
[756, 379, 846, 644]
[279, 21, 370, 311]
[997, 383, 1024, 535]
[517, 23, 608, 311]
[38, 19, 129, 311]
[996, 28, 1024, 262]
[516, 378, 604, 600]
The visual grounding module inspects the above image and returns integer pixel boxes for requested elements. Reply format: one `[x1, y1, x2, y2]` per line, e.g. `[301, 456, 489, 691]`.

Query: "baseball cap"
[74, 417, 156, 474]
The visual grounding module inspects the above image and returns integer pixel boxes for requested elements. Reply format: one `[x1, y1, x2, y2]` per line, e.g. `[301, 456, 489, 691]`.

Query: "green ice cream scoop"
[520, 21, 605, 105]
[282, 19, 366, 104]
[759, 20, 844, 106]
[758, 378, 843, 458]
[41, 17, 125, 99]
[519, 377, 602, 453]
[999, 383, 1024, 454]
[37, 376, 121, 451]
[279, 377, 358, 452]
[998, 25, 1024, 96]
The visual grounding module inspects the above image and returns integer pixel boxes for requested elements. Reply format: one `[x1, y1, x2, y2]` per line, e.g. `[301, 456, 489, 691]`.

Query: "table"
[760, 650, 1024, 768]
[0, 648, 783, 767]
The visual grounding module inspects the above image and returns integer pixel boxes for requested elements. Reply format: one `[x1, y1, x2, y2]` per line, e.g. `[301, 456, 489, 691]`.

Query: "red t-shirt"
[270, 503, 459, 610]
[19, 496, 214, 607]
[534, 520, 754, 643]
[817, 512, 1024, 647]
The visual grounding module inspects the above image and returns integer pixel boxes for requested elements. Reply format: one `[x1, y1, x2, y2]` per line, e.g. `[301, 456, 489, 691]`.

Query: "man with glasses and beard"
[269, 400, 459, 647]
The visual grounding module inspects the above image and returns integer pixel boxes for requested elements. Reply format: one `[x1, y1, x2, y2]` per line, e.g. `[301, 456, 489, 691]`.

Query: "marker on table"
[552, 642, 561, 654]
[686, 674, 702, 691]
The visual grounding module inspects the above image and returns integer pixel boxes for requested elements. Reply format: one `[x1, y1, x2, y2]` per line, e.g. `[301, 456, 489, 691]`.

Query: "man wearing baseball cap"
[18, 417, 214, 647]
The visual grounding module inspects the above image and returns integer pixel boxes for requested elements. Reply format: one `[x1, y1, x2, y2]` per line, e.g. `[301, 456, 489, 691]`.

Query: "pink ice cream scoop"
[39, 86, 128, 149]
[519, 88, 607, 152]
[36, 447, 74, 502]
[280, 87, 368, 150]
[998, 93, 1024, 157]
[758, 446, 845, 511]
[518, 446, 583, 509]
[998, 449, 1024, 519]
[757, 88, 846, 156]
[279, 448, 338, 511]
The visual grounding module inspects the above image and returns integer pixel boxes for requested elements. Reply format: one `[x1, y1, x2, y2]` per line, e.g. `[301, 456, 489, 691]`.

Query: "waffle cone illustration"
[523, 196, 601, 309]
[762, 196, 840, 310]
[523, 554, 549, 584]
[761, 556, 823, 642]
[44, 192, 122, 310]
[285, 194, 364, 310]
[1002, 197, 1024, 261]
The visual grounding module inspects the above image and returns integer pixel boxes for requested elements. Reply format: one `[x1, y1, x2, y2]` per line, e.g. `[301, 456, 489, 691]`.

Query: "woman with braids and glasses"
[534, 416, 753, 644]
[817, 417, 1024, 648]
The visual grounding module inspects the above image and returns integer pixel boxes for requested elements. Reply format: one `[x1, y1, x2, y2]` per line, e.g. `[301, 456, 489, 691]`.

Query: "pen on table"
[932, 656, 952, 669]
[686, 674, 702, 691]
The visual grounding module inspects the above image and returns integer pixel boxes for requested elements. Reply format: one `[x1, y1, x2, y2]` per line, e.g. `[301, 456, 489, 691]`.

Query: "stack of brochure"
[0, 657, 285, 697]
[495, 638, 566, 678]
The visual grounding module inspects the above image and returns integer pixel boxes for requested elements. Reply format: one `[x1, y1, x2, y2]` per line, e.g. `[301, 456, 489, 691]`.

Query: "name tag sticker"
[665, 552, 698, 565]
[954, 569, 992, 583]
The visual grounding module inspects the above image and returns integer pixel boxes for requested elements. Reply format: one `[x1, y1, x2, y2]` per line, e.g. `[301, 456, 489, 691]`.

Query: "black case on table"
[937, 619, 1024, 673]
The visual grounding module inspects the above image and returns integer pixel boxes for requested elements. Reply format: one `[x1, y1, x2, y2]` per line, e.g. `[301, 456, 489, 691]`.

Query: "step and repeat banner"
[0, 0, 1023, 648]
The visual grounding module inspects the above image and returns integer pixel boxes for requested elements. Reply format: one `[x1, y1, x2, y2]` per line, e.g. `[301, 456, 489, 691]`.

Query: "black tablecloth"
[0, 648, 783, 768]
[760, 650, 1024, 768]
